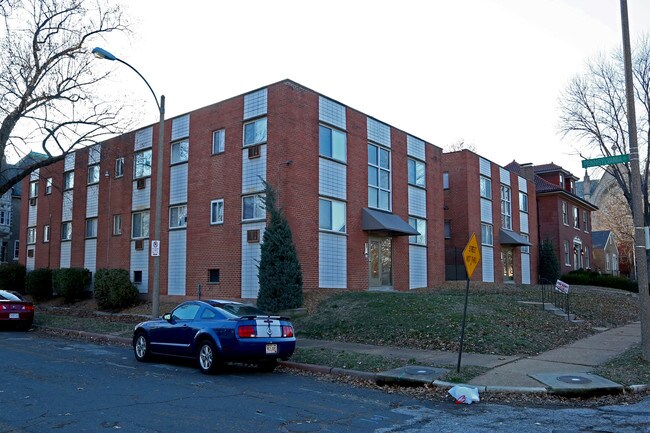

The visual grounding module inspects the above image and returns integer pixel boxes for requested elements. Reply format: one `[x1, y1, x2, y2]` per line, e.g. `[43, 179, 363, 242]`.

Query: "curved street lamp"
[92, 46, 164, 318]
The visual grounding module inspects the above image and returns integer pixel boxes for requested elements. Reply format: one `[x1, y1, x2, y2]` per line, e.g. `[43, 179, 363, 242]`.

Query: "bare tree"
[559, 34, 650, 222]
[444, 139, 476, 153]
[0, 0, 129, 195]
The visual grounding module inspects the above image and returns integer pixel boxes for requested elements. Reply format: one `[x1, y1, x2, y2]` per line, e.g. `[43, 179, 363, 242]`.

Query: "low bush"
[25, 268, 53, 301]
[561, 269, 638, 293]
[52, 268, 91, 303]
[93, 268, 139, 311]
[0, 263, 26, 294]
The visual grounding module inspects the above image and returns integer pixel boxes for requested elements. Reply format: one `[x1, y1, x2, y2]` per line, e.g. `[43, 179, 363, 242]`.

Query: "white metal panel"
[171, 114, 190, 141]
[84, 239, 97, 276]
[480, 198, 492, 224]
[319, 96, 346, 129]
[169, 164, 188, 205]
[521, 252, 531, 284]
[319, 232, 347, 288]
[241, 145, 267, 194]
[407, 135, 426, 161]
[86, 184, 99, 217]
[134, 127, 153, 150]
[518, 176, 527, 193]
[28, 201, 37, 226]
[167, 230, 186, 295]
[520, 212, 529, 234]
[26, 248, 35, 271]
[243, 88, 268, 120]
[132, 179, 151, 210]
[60, 242, 71, 268]
[408, 186, 427, 218]
[500, 167, 511, 186]
[130, 240, 149, 294]
[479, 157, 491, 176]
[409, 245, 427, 289]
[367, 118, 391, 147]
[481, 245, 494, 282]
[64, 153, 75, 171]
[319, 158, 347, 200]
[62, 190, 73, 221]
[241, 222, 266, 298]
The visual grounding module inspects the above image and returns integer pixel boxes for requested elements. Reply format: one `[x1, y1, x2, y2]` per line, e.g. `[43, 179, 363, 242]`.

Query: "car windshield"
[0, 290, 22, 301]
[219, 303, 266, 317]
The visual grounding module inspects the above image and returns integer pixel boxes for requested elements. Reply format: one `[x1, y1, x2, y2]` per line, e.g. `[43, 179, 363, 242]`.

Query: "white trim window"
[212, 129, 225, 155]
[319, 124, 346, 163]
[500, 184, 512, 230]
[407, 158, 425, 187]
[63, 171, 74, 190]
[564, 240, 571, 265]
[444, 220, 451, 239]
[443, 172, 450, 190]
[243, 117, 267, 146]
[368, 143, 391, 211]
[113, 214, 122, 236]
[211, 199, 224, 225]
[115, 157, 124, 178]
[87, 164, 100, 185]
[480, 176, 492, 199]
[481, 223, 493, 246]
[519, 192, 528, 213]
[45, 177, 52, 195]
[583, 210, 589, 232]
[171, 139, 189, 164]
[242, 194, 265, 221]
[85, 218, 98, 238]
[585, 246, 590, 268]
[61, 222, 72, 241]
[27, 227, 36, 245]
[169, 205, 187, 228]
[134, 149, 152, 178]
[43, 225, 50, 243]
[573, 206, 580, 229]
[132, 211, 150, 239]
[408, 217, 426, 245]
[319, 198, 346, 233]
[520, 233, 530, 253]
[29, 181, 38, 198]
[13, 240, 19, 260]
[562, 201, 569, 225]
[0, 210, 9, 226]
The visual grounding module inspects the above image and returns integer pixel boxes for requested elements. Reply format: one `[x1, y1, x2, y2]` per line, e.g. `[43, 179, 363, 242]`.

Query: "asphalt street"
[1, 331, 650, 433]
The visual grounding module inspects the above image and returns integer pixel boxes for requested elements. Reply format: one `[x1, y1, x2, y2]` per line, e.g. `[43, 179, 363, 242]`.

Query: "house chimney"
[520, 163, 534, 182]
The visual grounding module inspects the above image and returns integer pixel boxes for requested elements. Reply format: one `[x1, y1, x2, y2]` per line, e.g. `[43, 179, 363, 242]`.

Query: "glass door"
[368, 237, 392, 288]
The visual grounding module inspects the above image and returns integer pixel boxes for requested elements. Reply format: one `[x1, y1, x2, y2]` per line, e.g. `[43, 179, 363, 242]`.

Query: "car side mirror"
[163, 313, 172, 321]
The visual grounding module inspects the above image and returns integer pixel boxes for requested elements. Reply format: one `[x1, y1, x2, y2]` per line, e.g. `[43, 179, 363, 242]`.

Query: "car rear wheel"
[134, 332, 150, 362]
[197, 340, 220, 374]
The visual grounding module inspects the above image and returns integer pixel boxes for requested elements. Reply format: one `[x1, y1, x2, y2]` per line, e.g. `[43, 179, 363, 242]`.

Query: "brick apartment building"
[20, 79, 447, 300]
[443, 151, 538, 284]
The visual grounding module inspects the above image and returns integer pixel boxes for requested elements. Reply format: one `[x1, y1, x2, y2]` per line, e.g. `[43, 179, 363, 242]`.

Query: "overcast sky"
[96, 0, 650, 179]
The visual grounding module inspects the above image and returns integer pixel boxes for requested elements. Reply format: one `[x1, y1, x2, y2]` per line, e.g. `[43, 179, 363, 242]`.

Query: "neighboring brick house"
[591, 230, 619, 276]
[443, 151, 538, 284]
[19, 79, 446, 301]
[507, 162, 597, 277]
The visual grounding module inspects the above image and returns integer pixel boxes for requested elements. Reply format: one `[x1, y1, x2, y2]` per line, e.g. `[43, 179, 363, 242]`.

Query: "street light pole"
[92, 47, 164, 318]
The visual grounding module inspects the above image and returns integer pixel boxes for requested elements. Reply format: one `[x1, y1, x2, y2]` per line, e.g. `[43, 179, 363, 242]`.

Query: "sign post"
[458, 233, 480, 373]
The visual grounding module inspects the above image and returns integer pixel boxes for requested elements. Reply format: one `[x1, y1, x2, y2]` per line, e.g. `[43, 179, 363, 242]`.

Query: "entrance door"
[501, 246, 514, 282]
[368, 237, 392, 288]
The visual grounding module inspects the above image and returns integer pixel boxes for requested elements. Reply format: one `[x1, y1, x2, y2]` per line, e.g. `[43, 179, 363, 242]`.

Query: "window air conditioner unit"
[247, 229, 260, 243]
[29, 198, 36, 206]
[134, 239, 144, 250]
[248, 145, 261, 159]
[136, 178, 146, 190]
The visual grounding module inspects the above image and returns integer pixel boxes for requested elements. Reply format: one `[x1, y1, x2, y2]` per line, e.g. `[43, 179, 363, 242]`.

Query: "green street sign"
[581, 154, 630, 168]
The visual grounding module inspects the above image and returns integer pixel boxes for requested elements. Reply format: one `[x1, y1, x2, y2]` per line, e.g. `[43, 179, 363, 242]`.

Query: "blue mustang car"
[132, 300, 296, 374]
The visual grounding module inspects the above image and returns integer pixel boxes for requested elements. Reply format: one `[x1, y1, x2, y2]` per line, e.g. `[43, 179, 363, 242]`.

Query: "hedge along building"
[19, 79, 446, 300]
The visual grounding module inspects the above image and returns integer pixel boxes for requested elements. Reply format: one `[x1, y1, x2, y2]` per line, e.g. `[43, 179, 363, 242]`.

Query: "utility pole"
[619, 0, 650, 360]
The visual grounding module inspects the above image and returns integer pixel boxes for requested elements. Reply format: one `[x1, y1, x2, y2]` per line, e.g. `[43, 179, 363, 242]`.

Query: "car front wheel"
[197, 340, 220, 374]
[134, 332, 150, 362]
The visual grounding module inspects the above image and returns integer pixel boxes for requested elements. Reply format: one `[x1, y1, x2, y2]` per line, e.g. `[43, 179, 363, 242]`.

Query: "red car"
[0, 290, 34, 331]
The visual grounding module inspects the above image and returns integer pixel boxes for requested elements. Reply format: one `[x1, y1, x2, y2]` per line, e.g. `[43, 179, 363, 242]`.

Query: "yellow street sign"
[462, 233, 481, 278]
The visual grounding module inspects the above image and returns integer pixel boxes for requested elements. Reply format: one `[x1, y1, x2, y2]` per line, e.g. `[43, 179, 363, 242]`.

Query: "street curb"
[35, 326, 132, 346]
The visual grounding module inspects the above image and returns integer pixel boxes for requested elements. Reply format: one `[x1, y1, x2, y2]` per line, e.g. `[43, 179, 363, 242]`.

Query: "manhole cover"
[556, 375, 592, 384]
[404, 367, 434, 375]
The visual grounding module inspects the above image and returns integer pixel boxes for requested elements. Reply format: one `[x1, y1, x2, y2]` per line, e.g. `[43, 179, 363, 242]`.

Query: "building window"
[208, 269, 220, 284]
[519, 192, 528, 213]
[562, 201, 569, 225]
[444, 220, 451, 239]
[45, 178, 52, 195]
[85, 218, 97, 238]
[481, 223, 493, 246]
[243, 117, 267, 146]
[480, 176, 492, 199]
[115, 157, 124, 178]
[408, 217, 426, 245]
[63, 171, 74, 190]
[212, 129, 225, 154]
[29, 181, 38, 198]
[171, 139, 189, 164]
[319, 198, 346, 233]
[169, 205, 187, 229]
[133, 270, 143, 284]
[242, 194, 265, 221]
[500, 184, 511, 230]
[407, 159, 425, 187]
[13, 240, 19, 260]
[443, 172, 450, 190]
[319, 124, 346, 162]
[0, 211, 8, 226]
[132, 211, 150, 239]
[211, 199, 224, 225]
[564, 240, 571, 265]
[134, 149, 152, 178]
[61, 222, 72, 241]
[27, 227, 36, 245]
[113, 214, 122, 236]
[520, 233, 530, 253]
[87, 164, 100, 185]
[585, 246, 590, 268]
[560, 174, 565, 188]
[368, 144, 391, 210]
[583, 211, 589, 232]
[573, 206, 579, 229]
[43, 225, 50, 243]
[606, 253, 611, 271]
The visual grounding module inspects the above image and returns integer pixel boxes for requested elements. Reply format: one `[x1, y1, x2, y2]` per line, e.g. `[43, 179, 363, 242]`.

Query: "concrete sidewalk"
[296, 321, 644, 393]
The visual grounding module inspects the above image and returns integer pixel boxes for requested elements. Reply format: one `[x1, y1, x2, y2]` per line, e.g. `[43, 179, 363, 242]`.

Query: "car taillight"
[238, 325, 256, 338]
[282, 325, 294, 338]
[24, 305, 34, 311]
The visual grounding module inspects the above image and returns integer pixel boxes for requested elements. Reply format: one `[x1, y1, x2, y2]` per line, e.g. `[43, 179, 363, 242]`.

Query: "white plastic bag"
[448, 385, 480, 405]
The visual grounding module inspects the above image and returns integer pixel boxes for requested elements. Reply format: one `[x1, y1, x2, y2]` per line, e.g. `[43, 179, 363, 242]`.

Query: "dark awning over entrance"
[361, 208, 419, 237]
[499, 229, 532, 246]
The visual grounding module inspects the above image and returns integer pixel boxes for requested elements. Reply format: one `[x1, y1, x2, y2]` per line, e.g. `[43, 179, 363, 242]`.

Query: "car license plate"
[265, 344, 278, 355]
[9, 313, 19, 319]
